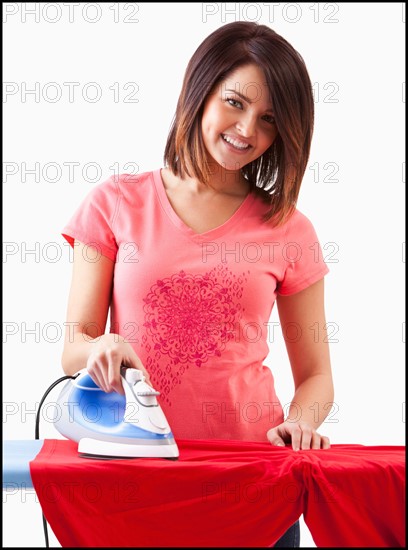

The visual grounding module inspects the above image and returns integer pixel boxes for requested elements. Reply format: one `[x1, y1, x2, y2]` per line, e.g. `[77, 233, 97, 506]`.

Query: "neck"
[185, 161, 250, 198]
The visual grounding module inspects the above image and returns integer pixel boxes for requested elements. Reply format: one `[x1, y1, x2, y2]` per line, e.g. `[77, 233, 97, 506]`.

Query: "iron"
[53, 366, 179, 459]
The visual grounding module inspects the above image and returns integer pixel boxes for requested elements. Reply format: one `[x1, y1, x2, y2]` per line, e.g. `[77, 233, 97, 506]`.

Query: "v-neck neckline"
[152, 168, 256, 244]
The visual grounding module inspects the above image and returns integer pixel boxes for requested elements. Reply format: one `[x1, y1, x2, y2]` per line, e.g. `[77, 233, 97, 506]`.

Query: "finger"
[291, 425, 302, 451]
[311, 430, 321, 450]
[321, 435, 331, 449]
[299, 425, 313, 450]
[87, 359, 109, 392]
[98, 356, 113, 392]
[108, 359, 125, 395]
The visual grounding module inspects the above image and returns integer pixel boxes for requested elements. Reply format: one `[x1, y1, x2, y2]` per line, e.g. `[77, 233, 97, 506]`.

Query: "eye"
[225, 97, 243, 109]
[262, 114, 276, 125]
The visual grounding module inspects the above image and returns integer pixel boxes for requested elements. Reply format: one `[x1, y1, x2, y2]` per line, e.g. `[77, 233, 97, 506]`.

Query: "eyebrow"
[225, 89, 274, 112]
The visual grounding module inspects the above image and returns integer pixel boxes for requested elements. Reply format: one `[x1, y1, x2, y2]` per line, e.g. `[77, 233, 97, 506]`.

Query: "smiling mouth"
[221, 134, 251, 151]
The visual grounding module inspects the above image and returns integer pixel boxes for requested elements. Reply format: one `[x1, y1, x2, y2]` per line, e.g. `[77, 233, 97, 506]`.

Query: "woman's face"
[201, 63, 278, 172]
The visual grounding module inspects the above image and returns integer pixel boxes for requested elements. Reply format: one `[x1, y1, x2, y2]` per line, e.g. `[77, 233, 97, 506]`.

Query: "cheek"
[258, 129, 278, 152]
[202, 99, 235, 131]
[201, 106, 221, 139]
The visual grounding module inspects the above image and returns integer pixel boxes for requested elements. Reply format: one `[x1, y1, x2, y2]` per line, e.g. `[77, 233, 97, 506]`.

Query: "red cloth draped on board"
[30, 439, 405, 548]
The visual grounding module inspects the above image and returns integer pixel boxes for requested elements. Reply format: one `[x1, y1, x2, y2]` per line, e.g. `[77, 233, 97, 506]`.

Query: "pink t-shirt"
[62, 169, 329, 442]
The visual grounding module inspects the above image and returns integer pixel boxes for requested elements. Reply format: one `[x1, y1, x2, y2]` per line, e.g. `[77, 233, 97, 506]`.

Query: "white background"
[3, 2, 405, 547]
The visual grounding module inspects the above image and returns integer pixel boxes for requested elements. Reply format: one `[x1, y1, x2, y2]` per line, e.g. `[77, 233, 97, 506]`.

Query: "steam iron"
[54, 367, 179, 459]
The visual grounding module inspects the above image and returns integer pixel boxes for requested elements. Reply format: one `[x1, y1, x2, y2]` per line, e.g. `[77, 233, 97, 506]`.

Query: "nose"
[236, 112, 256, 138]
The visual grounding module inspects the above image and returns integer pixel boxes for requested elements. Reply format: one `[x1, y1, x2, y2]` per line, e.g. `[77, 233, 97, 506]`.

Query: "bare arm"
[267, 278, 334, 449]
[61, 241, 150, 393]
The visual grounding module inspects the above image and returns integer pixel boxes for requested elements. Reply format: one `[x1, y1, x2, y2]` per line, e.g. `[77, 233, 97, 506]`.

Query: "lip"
[221, 133, 253, 154]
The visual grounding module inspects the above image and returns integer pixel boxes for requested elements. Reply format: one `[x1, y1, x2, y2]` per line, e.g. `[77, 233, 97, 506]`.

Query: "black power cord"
[35, 373, 80, 548]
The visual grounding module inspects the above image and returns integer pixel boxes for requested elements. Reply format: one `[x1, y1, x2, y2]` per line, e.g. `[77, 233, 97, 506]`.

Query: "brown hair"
[164, 21, 314, 226]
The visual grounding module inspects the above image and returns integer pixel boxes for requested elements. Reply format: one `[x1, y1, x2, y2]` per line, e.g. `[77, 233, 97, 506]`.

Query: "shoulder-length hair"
[164, 21, 314, 226]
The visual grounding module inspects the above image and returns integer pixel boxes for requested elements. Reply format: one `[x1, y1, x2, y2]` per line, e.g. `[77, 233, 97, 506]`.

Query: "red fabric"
[301, 446, 406, 548]
[29, 440, 405, 548]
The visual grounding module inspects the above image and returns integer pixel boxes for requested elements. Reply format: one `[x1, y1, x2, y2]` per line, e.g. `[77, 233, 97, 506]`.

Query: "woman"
[61, 21, 334, 547]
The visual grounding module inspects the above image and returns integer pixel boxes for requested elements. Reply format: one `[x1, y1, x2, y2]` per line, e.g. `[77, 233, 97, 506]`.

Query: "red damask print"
[141, 265, 249, 406]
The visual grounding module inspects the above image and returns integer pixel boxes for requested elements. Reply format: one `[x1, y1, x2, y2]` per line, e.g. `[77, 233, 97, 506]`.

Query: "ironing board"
[2, 440, 44, 489]
[26, 439, 406, 547]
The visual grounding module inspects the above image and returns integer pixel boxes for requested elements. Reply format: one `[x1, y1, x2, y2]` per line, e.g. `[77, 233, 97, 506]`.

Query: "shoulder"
[281, 209, 323, 253]
[91, 169, 157, 204]
[285, 208, 317, 233]
[104, 170, 155, 193]
[251, 194, 318, 238]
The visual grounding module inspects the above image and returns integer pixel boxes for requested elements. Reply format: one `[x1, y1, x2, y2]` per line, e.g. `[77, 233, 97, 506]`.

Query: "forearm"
[61, 332, 100, 375]
[286, 373, 334, 430]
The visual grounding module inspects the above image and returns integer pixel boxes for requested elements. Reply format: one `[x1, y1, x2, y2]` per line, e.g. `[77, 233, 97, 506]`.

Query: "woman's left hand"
[266, 421, 330, 451]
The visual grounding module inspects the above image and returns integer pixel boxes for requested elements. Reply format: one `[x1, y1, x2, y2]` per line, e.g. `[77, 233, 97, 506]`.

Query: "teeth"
[222, 134, 249, 150]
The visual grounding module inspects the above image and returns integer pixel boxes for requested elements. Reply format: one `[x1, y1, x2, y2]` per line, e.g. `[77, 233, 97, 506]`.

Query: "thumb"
[124, 356, 152, 385]
[267, 428, 286, 447]
[271, 438, 286, 447]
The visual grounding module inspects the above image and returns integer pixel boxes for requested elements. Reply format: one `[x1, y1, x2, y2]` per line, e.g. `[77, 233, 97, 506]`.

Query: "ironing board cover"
[29, 439, 405, 547]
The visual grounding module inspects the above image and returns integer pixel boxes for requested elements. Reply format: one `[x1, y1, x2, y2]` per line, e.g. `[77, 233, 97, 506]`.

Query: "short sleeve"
[61, 175, 121, 262]
[276, 210, 329, 296]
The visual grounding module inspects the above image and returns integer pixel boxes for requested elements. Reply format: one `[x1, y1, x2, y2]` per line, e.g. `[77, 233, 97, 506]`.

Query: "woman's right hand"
[85, 333, 151, 395]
